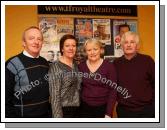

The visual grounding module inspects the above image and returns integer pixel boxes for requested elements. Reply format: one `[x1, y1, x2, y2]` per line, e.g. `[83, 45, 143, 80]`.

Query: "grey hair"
[121, 31, 140, 45]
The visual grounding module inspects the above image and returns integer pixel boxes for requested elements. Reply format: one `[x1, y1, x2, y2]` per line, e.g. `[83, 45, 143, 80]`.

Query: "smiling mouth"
[126, 48, 132, 50]
[32, 46, 39, 48]
[90, 55, 96, 57]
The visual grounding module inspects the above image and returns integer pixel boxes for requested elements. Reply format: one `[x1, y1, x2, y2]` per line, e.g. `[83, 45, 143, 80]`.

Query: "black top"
[114, 53, 155, 111]
[5, 52, 50, 117]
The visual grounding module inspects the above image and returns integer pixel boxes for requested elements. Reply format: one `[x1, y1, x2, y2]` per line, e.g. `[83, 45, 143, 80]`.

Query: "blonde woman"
[79, 39, 117, 118]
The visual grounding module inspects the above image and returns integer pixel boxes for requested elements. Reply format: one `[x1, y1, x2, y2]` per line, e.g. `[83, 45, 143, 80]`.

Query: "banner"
[38, 5, 137, 16]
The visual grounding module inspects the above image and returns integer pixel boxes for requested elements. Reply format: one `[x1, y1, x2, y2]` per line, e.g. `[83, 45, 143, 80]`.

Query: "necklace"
[87, 58, 103, 74]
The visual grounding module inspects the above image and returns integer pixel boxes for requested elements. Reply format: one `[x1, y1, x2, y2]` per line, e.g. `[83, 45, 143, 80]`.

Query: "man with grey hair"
[114, 31, 155, 118]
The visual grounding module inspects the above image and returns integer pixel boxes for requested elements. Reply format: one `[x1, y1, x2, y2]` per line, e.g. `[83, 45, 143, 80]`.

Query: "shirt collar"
[123, 53, 138, 61]
[23, 50, 39, 58]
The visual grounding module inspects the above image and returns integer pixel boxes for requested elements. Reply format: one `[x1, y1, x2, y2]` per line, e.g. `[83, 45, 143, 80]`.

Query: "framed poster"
[38, 17, 138, 63]
[113, 19, 138, 57]
[57, 17, 74, 41]
[74, 19, 93, 64]
[39, 17, 74, 62]
[74, 18, 93, 44]
[93, 19, 111, 45]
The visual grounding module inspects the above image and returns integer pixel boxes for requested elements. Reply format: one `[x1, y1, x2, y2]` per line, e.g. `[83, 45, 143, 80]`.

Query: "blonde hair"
[84, 38, 105, 57]
[121, 31, 140, 45]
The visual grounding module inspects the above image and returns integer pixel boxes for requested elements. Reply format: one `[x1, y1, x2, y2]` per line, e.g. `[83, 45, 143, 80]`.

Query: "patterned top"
[49, 60, 81, 118]
[5, 52, 50, 117]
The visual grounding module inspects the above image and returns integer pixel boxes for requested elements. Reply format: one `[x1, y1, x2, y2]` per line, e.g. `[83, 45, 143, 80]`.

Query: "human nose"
[34, 39, 39, 44]
[126, 42, 131, 47]
[69, 46, 74, 50]
[90, 49, 95, 55]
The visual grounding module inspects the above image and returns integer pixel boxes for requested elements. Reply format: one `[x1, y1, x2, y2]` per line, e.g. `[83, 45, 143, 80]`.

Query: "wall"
[5, 5, 37, 60]
[137, 5, 155, 59]
[5, 5, 155, 60]
[5, 5, 155, 117]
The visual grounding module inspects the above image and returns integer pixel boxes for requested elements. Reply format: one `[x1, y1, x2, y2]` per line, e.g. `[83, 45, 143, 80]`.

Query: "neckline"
[23, 50, 39, 58]
[86, 59, 104, 74]
[22, 52, 40, 60]
[123, 53, 138, 61]
[58, 60, 74, 70]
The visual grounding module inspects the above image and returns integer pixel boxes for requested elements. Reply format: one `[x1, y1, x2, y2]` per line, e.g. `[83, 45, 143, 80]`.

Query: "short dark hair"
[22, 26, 43, 42]
[119, 24, 130, 32]
[59, 34, 78, 55]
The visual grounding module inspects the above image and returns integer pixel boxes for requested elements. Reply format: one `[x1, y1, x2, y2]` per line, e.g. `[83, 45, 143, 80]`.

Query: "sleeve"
[5, 63, 17, 117]
[77, 63, 84, 98]
[76, 65, 82, 92]
[105, 63, 117, 117]
[147, 56, 155, 105]
[148, 56, 155, 89]
[48, 63, 63, 118]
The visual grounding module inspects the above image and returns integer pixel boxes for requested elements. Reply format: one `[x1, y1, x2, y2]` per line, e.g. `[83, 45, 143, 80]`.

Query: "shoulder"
[6, 55, 17, 66]
[5, 53, 24, 75]
[73, 61, 79, 68]
[137, 53, 154, 63]
[39, 55, 47, 61]
[39, 56, 49, 64]
[50, 60, 59, 67]
[103, 59, 116, 70]
[102, 60, 117, 78]
[5, 53, 23, 68]
[78, 60, 86, 66]
[78, 60, 86, 71]
[103, 59, 112, 65]
[49, 60, 62, 71]
[113, 56, 124, 65]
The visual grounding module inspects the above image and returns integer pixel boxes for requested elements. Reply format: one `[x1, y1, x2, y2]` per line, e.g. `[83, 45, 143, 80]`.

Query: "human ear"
[136, 44, 140, 51]
[22, 41, 26, 47]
